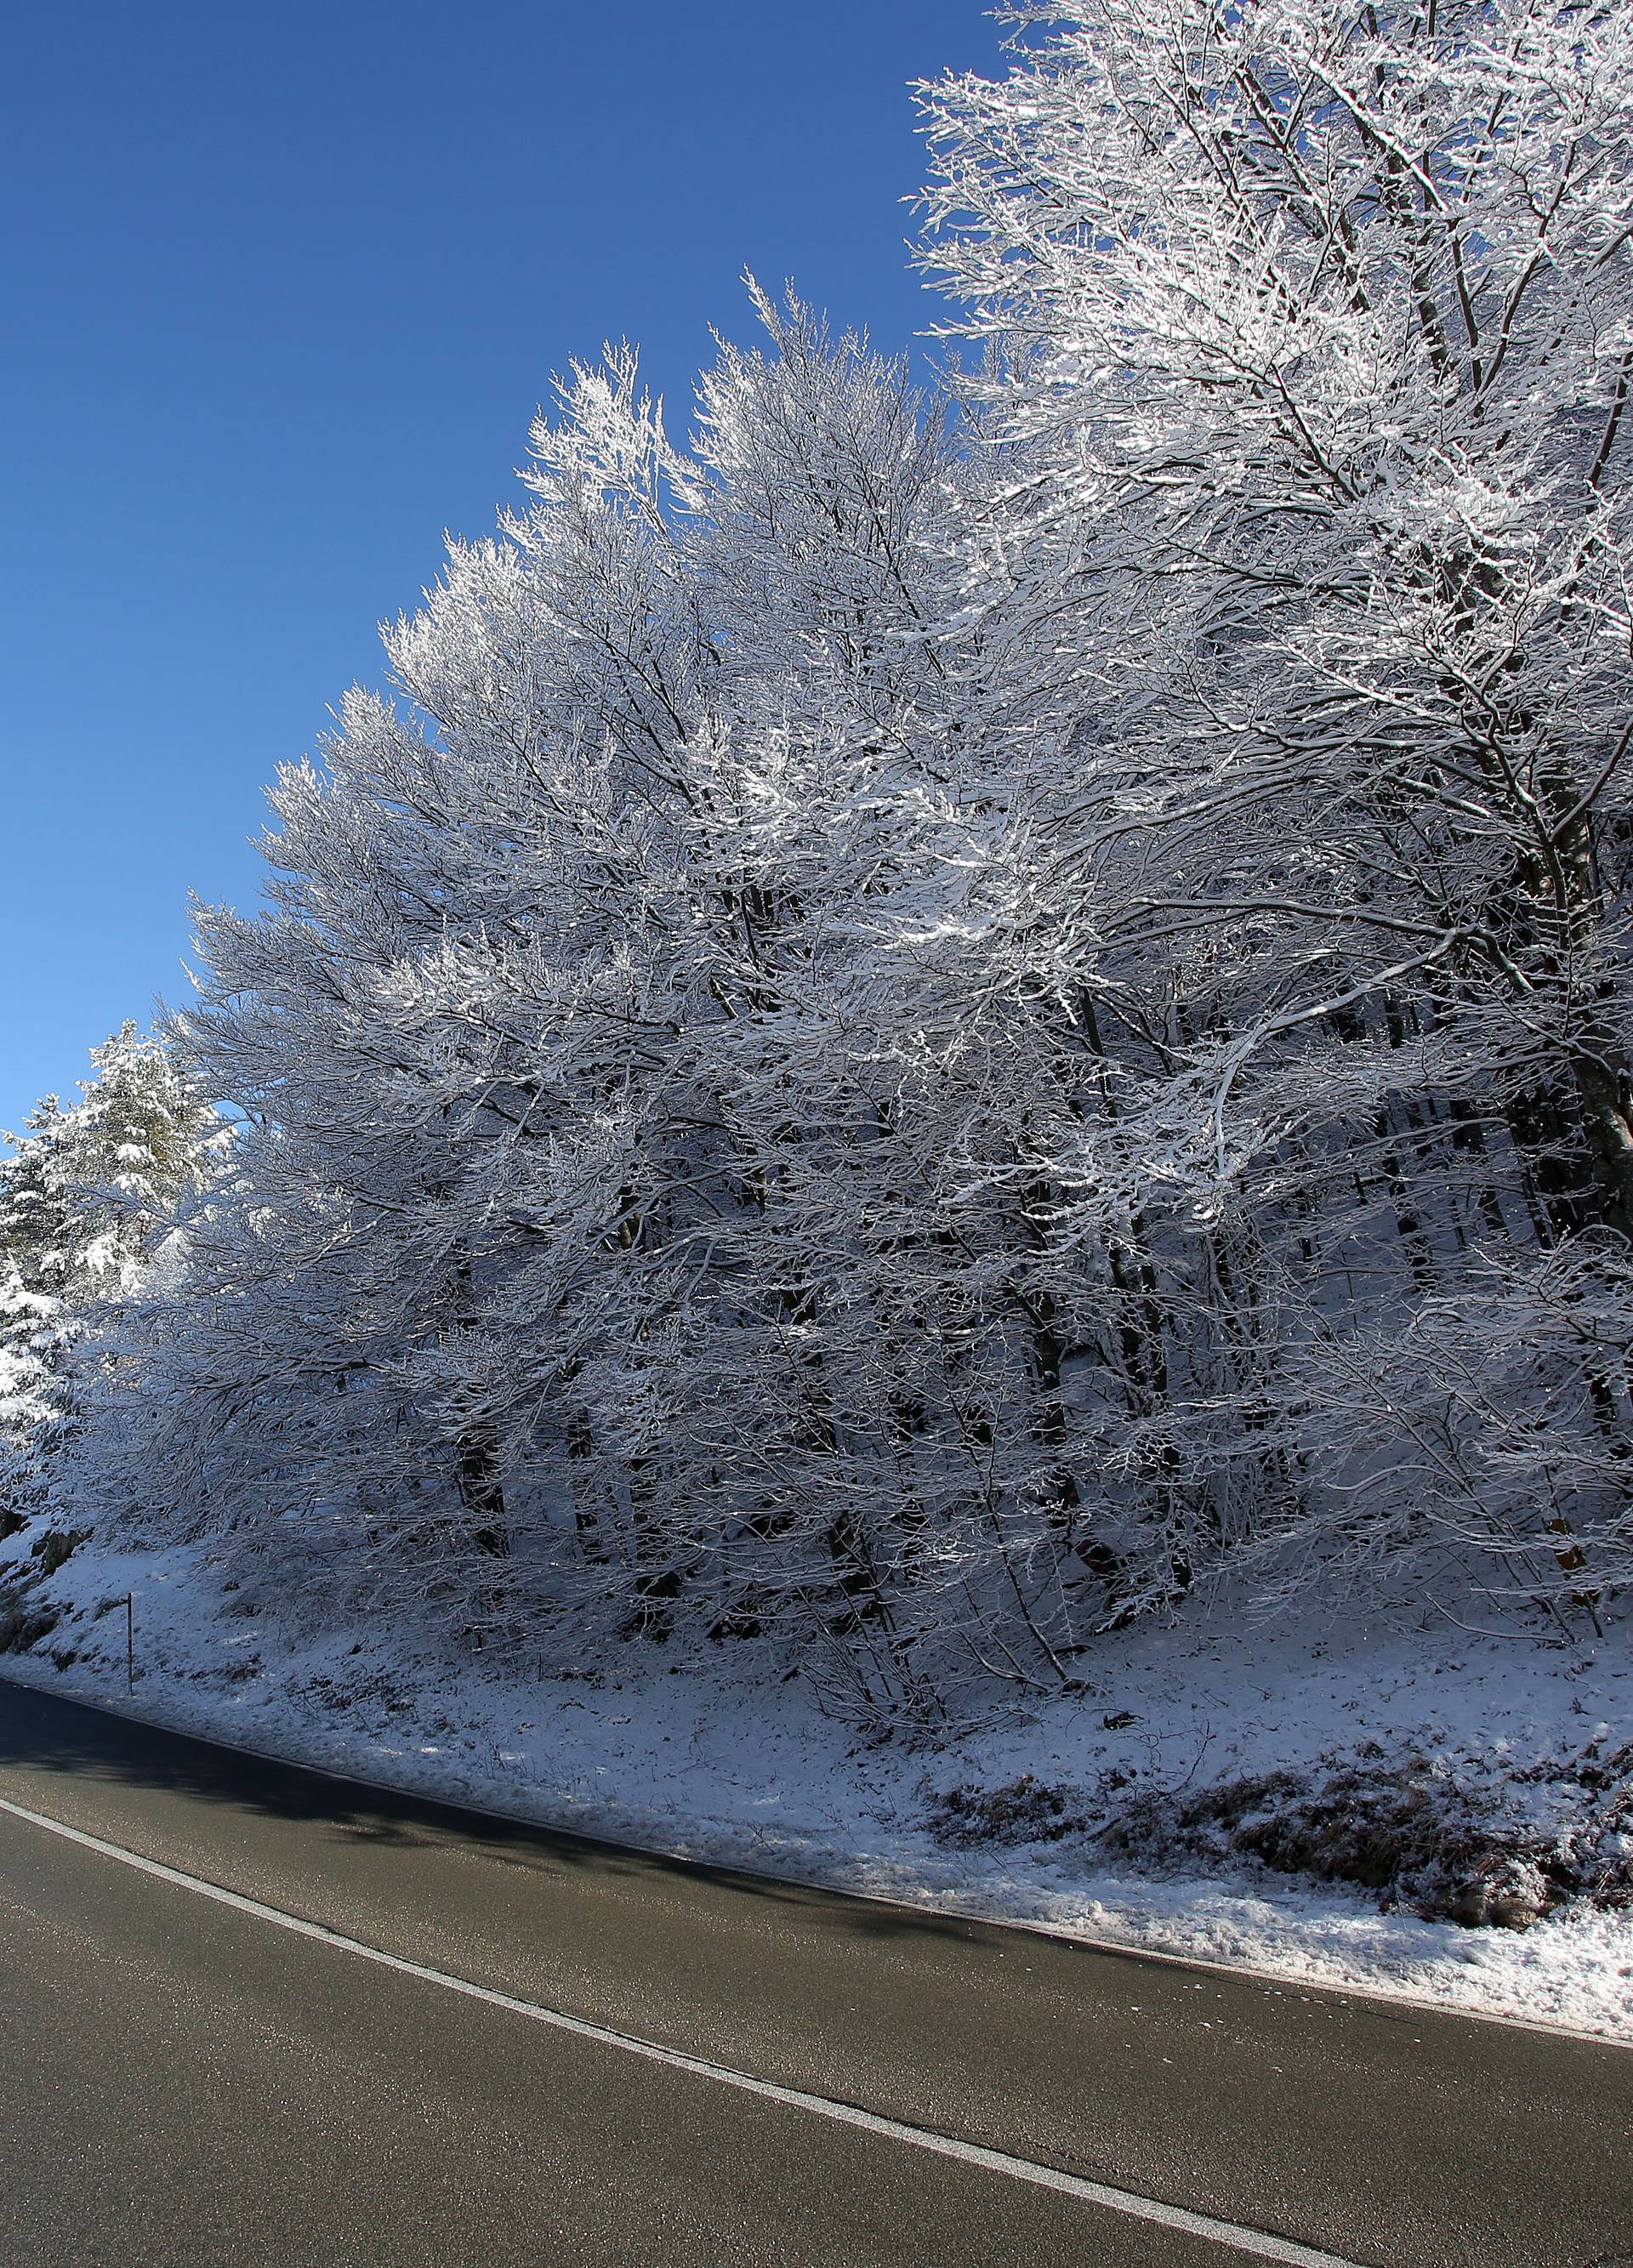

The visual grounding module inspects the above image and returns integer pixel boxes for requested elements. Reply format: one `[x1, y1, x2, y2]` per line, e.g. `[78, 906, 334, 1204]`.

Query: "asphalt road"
[0, 1678, 1625, 2268]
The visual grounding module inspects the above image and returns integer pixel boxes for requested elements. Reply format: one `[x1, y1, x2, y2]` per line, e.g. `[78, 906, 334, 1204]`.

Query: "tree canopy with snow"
[19, 0, 1633, 1712]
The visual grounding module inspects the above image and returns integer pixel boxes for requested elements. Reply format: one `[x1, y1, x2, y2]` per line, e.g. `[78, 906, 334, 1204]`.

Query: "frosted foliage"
[41, 8, 1633, 1711]
[0, 1027, 220, 1522]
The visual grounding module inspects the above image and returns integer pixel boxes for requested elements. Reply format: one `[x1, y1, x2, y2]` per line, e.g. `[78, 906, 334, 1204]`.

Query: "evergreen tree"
[0, 1026, 219, 1526]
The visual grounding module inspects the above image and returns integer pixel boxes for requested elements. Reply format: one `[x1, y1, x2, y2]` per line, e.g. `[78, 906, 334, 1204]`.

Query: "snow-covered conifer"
[0, 1026, 219, 1526]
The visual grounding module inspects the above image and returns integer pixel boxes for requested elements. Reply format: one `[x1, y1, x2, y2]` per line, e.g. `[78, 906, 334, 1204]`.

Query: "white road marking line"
[0, 1790, 1364, 2268]
[7, 1668, 1615, 2054]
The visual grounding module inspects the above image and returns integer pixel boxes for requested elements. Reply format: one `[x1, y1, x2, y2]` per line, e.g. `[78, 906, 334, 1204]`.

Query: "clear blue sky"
[0, 1, 1004, 1139]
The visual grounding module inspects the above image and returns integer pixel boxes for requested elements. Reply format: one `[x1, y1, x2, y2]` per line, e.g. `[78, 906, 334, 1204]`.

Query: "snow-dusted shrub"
[1100, 1742, 1633, 1924]
[928, 1774, 1090, 1848]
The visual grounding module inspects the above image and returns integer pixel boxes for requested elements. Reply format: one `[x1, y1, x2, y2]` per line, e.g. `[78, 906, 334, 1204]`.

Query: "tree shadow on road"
[0, 1668, 1014, 1953]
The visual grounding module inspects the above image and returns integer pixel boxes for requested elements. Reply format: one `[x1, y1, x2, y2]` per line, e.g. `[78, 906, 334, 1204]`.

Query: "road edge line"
[0, 1786, 1366, 2268]
[2, 1663, 1625, 2053]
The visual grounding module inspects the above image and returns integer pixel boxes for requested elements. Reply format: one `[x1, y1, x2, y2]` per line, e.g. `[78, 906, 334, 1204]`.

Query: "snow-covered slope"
[3, 1529, 1628, 2044]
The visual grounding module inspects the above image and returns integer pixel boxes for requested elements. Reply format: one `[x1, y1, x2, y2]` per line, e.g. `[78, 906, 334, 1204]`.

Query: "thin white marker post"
[125, 1593, 134, 1691]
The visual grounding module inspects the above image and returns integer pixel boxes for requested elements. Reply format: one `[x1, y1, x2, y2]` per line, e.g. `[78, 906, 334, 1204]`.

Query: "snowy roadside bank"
[2, 1533, 1630, 2046]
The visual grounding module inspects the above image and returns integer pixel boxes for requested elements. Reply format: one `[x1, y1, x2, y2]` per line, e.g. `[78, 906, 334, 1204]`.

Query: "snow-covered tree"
[0, 1026, 220, 1527]
[919, 0, 1633, 1614]
[109, 5, 1633, 1705]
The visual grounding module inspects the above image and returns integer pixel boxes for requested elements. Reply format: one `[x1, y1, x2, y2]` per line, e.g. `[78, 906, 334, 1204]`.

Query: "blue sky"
[1, 1, 1004, 1138]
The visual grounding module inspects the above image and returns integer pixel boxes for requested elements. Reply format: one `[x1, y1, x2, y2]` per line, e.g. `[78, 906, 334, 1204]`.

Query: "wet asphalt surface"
[0, 1675, 1626, 2266]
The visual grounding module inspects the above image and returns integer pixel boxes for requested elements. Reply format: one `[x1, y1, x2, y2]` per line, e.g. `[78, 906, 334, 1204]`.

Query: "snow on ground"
[3, 1531, 1630, 2045]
